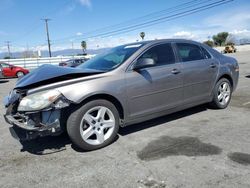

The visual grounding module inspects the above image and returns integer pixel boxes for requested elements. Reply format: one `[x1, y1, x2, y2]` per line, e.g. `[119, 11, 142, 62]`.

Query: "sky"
[0, 0, 250, 53]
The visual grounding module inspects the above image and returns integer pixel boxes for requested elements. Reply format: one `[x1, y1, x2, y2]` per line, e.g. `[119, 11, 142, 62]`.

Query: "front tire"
[67, 100, 120, 151]
[210, 78, 232, 109]
[16, 71, 24, 78]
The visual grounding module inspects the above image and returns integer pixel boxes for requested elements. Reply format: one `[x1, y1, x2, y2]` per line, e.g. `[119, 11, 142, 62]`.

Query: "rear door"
[175, 43, 219, 104]
[125, 43, 183, 119]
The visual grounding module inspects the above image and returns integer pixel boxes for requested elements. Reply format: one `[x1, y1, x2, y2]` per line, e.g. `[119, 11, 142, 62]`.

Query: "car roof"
[124, 39, 201, 47]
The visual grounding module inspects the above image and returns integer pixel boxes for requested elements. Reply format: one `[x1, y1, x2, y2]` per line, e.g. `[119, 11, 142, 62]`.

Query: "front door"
[125, 43, 183, 119]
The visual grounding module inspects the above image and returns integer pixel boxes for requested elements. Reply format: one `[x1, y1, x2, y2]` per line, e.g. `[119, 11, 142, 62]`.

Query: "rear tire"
[67, 100, 120, 151]
[210, 78, 232, 109]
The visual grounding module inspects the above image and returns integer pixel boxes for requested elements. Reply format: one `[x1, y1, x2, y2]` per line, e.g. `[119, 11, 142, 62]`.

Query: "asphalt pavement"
[0, 51, 250, 188]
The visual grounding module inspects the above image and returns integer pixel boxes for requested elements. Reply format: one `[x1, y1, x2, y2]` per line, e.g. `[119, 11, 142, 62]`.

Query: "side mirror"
[133, 58, 155, 71]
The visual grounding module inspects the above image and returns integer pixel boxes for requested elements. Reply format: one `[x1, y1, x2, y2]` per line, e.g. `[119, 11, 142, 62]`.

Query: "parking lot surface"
[0, 52, 250, 188]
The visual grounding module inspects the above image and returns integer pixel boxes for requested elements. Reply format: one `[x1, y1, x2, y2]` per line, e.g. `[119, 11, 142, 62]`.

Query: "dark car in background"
[0, 63, 29, 78]
[4, 39, 239, 151]
[59, 58, 88, 67]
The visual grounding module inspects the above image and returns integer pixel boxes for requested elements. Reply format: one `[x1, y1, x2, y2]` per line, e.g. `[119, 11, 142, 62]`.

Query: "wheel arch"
[16, 70, 24, 76]
[78, 94, 125, 121]
[217, 74, 233, 88]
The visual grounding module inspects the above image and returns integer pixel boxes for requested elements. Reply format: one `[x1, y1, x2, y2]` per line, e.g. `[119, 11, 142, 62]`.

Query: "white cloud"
[76, 32, 83, 36]
[160, 7, 250, 43]
[78, 0, 91, 8]
[226, 29, 250, 45]
[231, 29, 250, 35]
[0, 46, 7, 53]
[173, 31, 195, 39]
[204, 8, 250, 32]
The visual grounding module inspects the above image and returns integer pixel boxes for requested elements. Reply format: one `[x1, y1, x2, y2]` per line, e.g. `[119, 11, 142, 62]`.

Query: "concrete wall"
[0, 55, 95, 70]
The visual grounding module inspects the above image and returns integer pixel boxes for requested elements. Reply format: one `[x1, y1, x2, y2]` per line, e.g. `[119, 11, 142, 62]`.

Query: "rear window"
[176, 43, 204, 62]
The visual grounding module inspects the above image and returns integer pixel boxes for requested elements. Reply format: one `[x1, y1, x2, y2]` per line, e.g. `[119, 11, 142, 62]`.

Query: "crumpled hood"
[15, 64, 103, 89]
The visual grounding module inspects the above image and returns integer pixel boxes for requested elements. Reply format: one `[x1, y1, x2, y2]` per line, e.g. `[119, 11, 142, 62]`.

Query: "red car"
[0, 63, 29, 78]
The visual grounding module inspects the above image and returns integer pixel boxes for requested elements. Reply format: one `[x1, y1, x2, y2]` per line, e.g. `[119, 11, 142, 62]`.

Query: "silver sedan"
[4, 39, 239, 151]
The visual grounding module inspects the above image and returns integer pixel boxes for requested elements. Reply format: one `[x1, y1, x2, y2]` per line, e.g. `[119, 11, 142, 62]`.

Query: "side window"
[1, 64, 10, 68]
[176, 43, 204, 62]
[138, 43, 175, 66]
[200, 47, 212, 59]
[76, 60, 81, 64]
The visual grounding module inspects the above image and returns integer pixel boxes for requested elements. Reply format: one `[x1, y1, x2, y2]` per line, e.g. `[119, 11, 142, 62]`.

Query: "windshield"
[78, 44, 143, 71]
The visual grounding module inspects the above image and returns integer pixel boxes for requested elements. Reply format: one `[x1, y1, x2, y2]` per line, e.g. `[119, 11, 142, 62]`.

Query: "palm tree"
[81, 41, 87, 54]
[140, 32, 145, 40]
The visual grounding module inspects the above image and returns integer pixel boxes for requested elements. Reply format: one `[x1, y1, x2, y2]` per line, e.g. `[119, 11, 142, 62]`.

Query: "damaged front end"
[4, 89, 72, 141]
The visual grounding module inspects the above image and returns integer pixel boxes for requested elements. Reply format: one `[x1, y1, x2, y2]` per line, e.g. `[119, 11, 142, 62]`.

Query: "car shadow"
[0, 80, 9, 84]
[246, 75, 250, 78]
[19, 104, 208, 155]
[19, 133, 120, 155]
[119, 104, 208, 136]
[20, 133, 71, 155]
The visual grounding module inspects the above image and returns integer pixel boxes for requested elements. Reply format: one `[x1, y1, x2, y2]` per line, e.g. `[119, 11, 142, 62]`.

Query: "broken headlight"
[18, 90, 62, 112]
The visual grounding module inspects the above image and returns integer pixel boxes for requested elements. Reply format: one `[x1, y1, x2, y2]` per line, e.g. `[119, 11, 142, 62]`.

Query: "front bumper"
[4, 110, 63, 141]
[8, 125, 61, 141]
[4, 89, 71, 141]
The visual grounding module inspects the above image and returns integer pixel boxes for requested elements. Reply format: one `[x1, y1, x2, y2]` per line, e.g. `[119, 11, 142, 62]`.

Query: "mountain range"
[0, 48, 110, 59]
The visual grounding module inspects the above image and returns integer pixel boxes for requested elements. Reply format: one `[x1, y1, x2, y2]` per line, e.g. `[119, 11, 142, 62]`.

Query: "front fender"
[56, 75, 128, 118]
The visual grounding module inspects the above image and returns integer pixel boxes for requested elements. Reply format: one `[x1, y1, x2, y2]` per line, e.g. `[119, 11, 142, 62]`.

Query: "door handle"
[171, 69, 181, 74]
[210, 63, 216, 68]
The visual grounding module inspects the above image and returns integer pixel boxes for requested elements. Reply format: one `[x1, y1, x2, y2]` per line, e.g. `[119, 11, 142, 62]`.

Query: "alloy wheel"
[79, 106, 115, 145]
[217, 82, 231, 106]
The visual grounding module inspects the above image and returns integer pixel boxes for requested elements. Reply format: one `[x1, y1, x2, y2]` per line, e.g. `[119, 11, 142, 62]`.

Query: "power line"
[91, 0, 203, 33]
[53, 0, 233, 44]
[41, 18, 52, 57]
[99, 0, 233, 38]
[88, 0, 226, 39]
[52, 0, 205, 42]
[10, 0, 233, 50]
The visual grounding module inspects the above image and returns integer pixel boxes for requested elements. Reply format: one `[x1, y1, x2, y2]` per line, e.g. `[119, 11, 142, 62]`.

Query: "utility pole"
[71, 41, 74, 56]
[26, 43, 30, 58]
[41, 18, 52, 57]
[5, 41, 11, 58]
